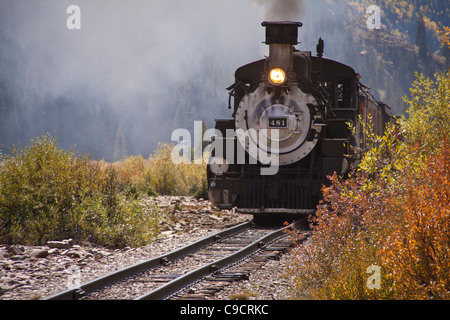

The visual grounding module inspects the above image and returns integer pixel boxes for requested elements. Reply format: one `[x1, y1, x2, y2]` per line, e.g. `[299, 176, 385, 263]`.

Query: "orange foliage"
[381, 142, 450, 299]
[287, 70, 450, 299]
[288, 141, 450, 299]
[112, 155, 150, 191]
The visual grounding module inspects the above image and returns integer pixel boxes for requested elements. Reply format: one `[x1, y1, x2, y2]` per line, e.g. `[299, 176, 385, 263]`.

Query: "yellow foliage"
[112, 143, 207, 197]
[439, 26, 450, 48]
[147, 142, 207, 196]
[400, 70, 450, 154]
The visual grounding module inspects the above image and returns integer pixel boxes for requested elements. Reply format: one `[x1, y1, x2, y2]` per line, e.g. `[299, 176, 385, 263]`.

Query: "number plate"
[268, 117, 288, 128]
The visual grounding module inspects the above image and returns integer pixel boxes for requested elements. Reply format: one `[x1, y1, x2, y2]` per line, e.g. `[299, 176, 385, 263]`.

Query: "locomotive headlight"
[268, 68, 286, 85]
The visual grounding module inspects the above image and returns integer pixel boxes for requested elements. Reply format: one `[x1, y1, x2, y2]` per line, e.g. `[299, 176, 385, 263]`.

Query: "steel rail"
[42, 220, 254, 300]
[136, 220, 300, 300]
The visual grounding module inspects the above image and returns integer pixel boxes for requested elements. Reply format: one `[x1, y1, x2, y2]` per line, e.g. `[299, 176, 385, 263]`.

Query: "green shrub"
[0, 134, 162, 247]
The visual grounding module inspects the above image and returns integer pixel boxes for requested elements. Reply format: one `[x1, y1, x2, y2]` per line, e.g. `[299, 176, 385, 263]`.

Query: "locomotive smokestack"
[262, 21, 302, 81]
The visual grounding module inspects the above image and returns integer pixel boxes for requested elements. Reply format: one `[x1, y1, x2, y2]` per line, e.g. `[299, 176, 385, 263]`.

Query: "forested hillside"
[0, 0, 448, 160]
[298, 0, 448, 114]
[351, 0, 449, 51]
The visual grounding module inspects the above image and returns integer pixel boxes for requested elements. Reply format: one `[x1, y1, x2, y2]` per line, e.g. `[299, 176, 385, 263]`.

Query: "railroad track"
[43, 219, 307, 300]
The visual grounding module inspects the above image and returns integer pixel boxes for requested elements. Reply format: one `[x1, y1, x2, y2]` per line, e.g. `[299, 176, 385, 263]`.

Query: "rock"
[30, 249, 49, 259]
[12, 262, 29, 270]
[2, 262, 12, 270]
[10, 255, 27, 261]
[160, 230, 175, 238]
[101, 251, 111, 257]
[0, 251, 10, 259]
[8, 277, 29, 286]
[208, 214, 222, 221]
[64, 251, 81, 258]
[83, 253, 95, 261]
[7, 245, 24, 255]
[0, 285, 14, 296]
[48, 248, 59, 255]
[174, 223, 184, 231]
[88, 249, 110, 259]
[47, 241, 71, 249]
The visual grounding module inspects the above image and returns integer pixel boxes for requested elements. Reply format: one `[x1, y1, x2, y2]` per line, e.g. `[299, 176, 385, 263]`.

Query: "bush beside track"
[0, 137, 206, 247]
[287, 70, 450, 299]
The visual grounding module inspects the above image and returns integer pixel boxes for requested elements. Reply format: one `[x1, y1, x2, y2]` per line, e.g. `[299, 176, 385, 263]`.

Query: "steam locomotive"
[207, 21, 394, 222]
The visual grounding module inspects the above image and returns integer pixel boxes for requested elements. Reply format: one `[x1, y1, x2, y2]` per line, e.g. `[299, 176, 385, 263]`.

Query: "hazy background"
[0, 0, 448, 160]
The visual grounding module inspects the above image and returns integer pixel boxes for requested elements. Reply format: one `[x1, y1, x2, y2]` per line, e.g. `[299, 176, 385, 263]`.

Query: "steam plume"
[253, 0, 304, 21]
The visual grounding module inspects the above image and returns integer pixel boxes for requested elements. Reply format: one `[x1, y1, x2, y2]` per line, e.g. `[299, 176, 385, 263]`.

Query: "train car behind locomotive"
[207, 21, 394, 221]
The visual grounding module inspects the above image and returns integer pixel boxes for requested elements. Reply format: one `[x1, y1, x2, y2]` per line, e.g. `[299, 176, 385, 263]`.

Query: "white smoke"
[252, 0, 304, 21]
